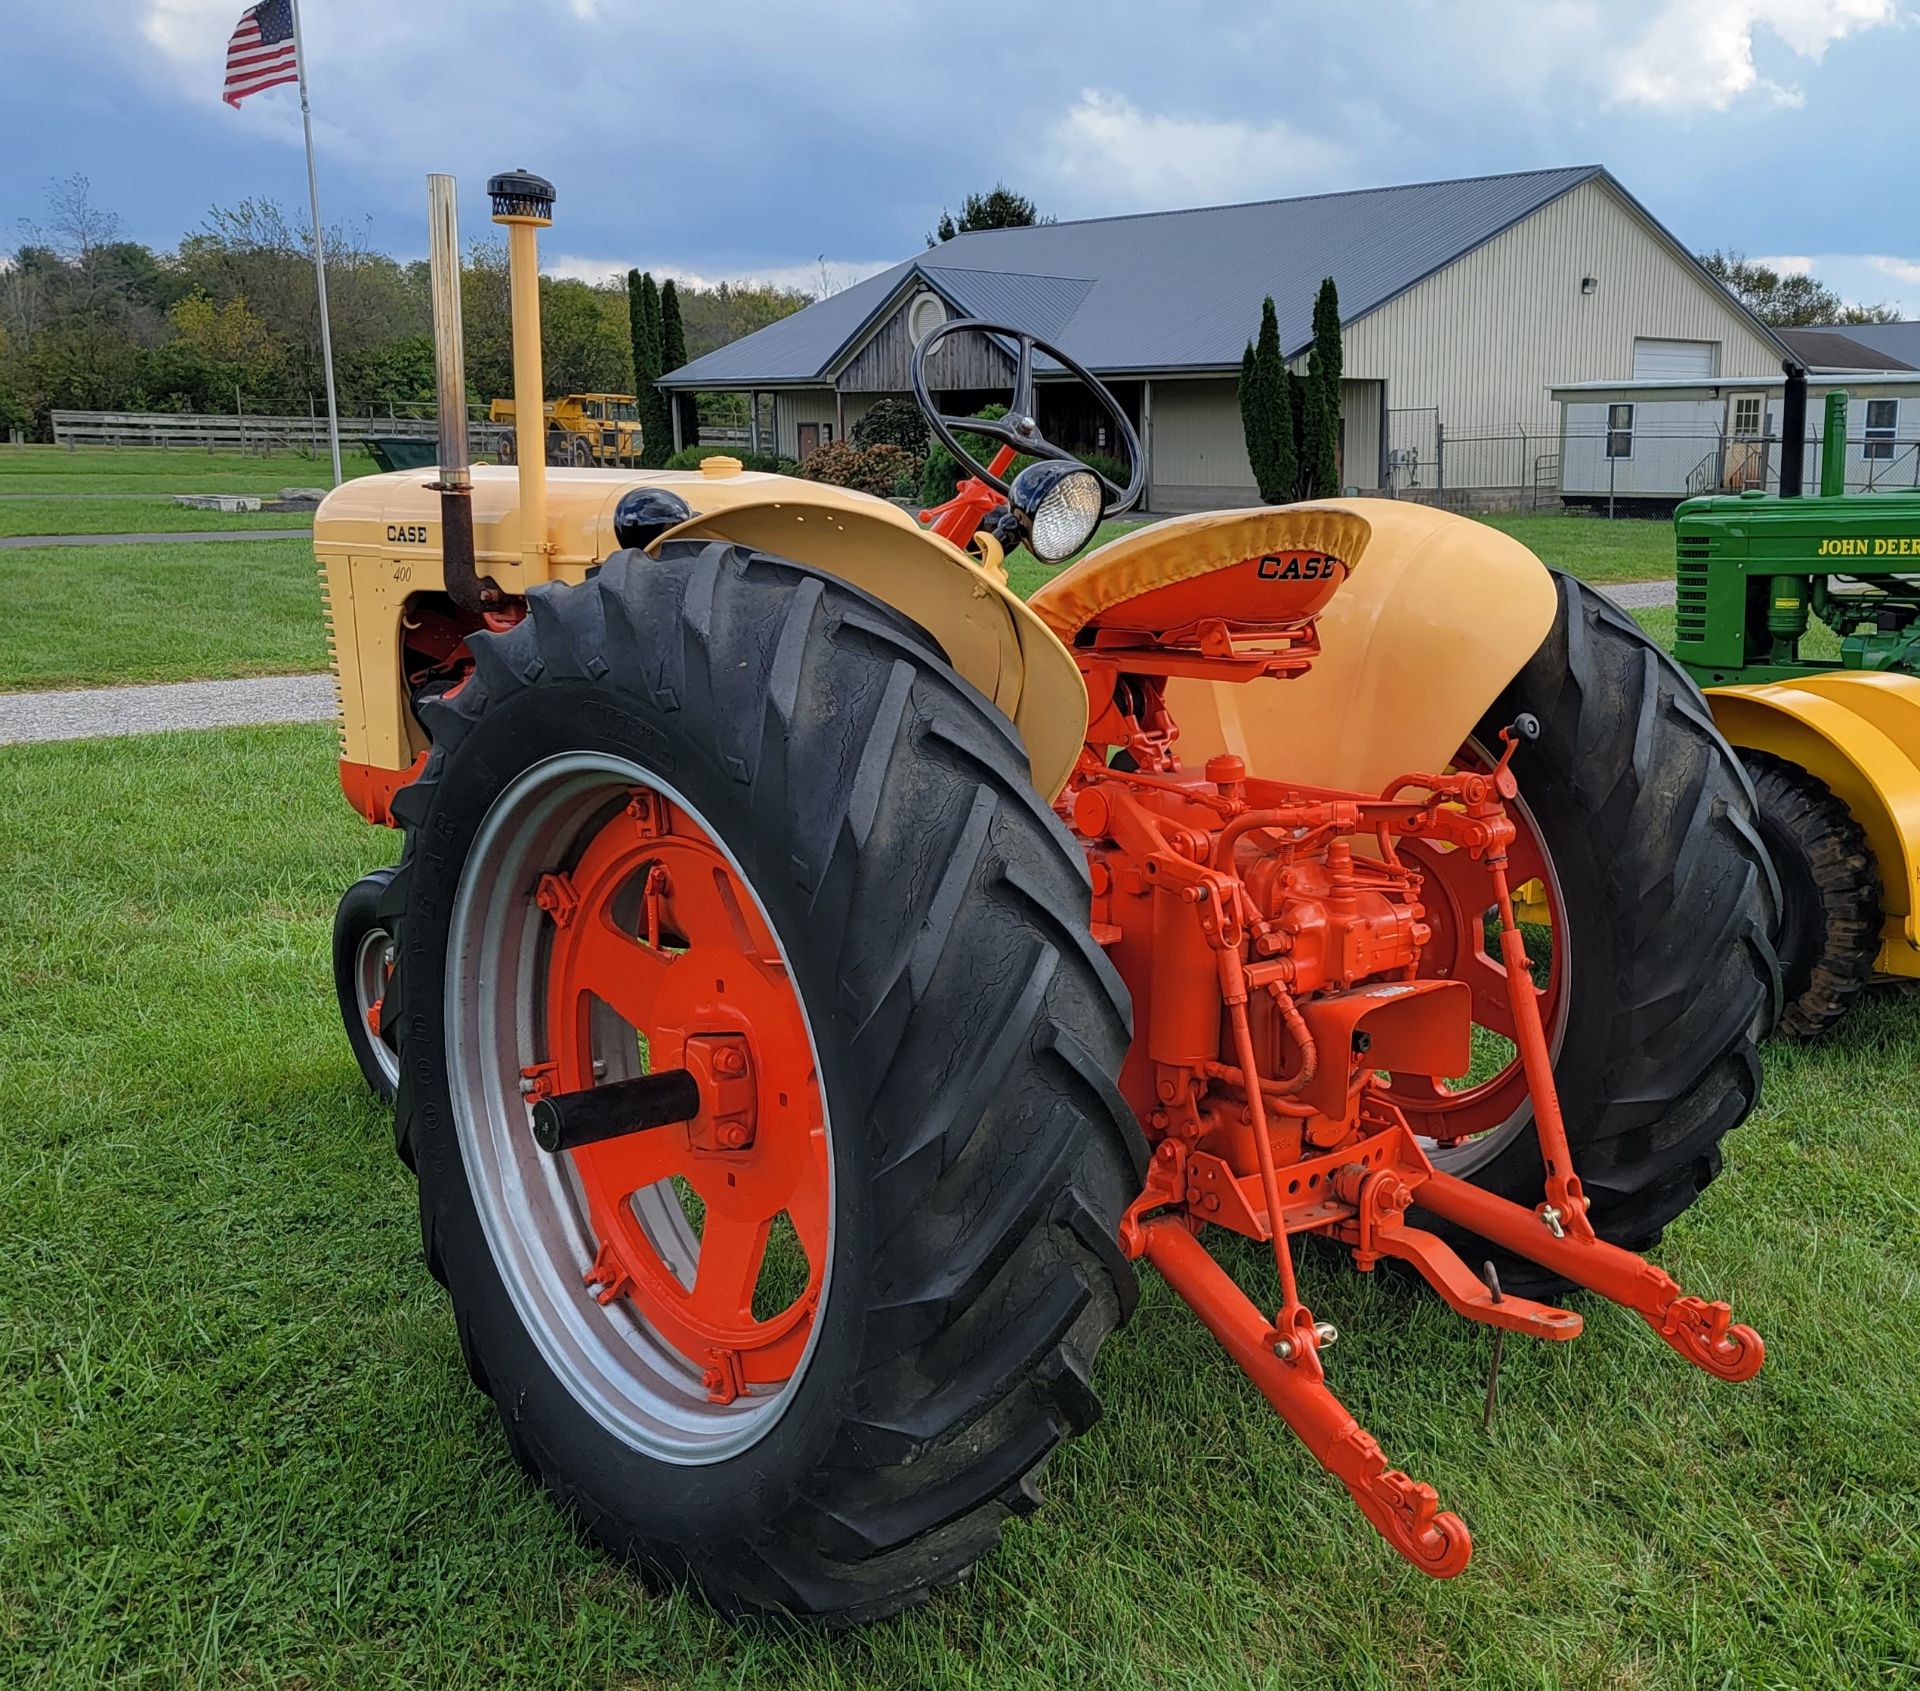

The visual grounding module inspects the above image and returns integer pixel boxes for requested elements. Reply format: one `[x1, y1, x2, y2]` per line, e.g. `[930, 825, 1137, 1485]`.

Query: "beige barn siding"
[1147, 376, 1384, 509]
[1148, 378, 1256, 510]
[1345, 178, 1779, 452]
[1338, 379, 1383, 491]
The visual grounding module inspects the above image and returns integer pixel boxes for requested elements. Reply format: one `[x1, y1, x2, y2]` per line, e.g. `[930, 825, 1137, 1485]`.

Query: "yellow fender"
[1164, 499, 1560, 796]
[1708, 671, 1920, 978]
[650, 499, 1089, 800]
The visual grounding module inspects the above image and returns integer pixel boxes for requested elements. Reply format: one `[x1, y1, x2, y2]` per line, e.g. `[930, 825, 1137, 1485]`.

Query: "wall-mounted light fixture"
[1580, 275, 1599, 295]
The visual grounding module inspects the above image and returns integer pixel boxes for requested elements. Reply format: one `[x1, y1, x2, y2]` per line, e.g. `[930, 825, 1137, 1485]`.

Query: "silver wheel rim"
[352, 924, 400, 1091]
[445, 751, 835, 1464]
[1414, 747, 1572, 1178]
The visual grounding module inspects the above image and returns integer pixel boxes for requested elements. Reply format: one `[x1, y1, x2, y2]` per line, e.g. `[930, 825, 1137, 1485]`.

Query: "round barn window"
[908, 292, 949, 345]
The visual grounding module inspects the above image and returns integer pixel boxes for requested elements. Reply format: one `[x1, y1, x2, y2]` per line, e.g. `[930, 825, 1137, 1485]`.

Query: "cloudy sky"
[3, 0, 1916, 313]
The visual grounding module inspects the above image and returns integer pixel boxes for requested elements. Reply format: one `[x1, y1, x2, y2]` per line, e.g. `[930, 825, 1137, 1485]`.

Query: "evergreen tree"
[1302, 277, 1342, 498]
[1276, 361, 1299, 503]
[1238, 339, 1270, 499]
[659, 278, 698, 451]
[1240, 297, 1296, 504]
[628, 270, 670, 467]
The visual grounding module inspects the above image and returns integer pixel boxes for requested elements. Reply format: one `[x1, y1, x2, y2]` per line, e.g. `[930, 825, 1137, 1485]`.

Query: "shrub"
[851, 397, 929, 456]
[918, 404, 1035, 506]
[1078, 450, 1132, 492]
[799, 440, 923, 498]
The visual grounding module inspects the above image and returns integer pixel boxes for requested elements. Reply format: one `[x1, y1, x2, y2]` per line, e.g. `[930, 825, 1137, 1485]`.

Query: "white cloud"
[1867, 254, 1920, 286]
[1043, 90, 1350, 213]
[1609, 0, 1896, 109]
[1754, 253, 1815, 273]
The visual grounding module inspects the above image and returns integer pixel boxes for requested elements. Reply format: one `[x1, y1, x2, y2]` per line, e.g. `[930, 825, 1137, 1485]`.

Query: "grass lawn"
[0, 481, 1678, 695]
[0, 496, 315, 538]
[0, 723, 1914, 1688]
[0, 443, 377, 497]
[0, 540, 326, 691]
[1479, 512, 1672, 583]
[1006, 512, 1674, 602]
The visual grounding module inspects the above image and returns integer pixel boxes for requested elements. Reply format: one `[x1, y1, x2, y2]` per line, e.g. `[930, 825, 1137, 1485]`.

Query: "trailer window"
[1865, 399, 1897, 460]
[1606, 404, 1634, 459]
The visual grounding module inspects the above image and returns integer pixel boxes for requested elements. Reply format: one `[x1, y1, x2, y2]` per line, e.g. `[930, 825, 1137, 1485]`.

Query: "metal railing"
[51, 407, 511, 455]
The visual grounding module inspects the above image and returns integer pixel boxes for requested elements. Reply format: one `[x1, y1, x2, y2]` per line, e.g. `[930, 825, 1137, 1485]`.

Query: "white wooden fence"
[50, 409, 510, 454]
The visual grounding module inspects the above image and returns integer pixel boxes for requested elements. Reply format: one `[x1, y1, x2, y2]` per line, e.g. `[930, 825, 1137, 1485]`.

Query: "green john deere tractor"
[1677, 380, 1920, 1036]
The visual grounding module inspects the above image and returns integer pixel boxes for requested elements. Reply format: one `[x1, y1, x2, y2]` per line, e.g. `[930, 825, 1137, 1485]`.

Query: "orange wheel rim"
[1380, 741, 1568, 1161]
[538, 787, 830, 1401]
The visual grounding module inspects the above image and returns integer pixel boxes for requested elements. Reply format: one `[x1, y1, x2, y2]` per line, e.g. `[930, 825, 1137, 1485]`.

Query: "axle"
[530, 1069, 701, 1153]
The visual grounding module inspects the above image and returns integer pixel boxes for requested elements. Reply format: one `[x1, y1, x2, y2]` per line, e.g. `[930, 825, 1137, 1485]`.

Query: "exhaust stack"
[425, 173, 491, 613]
[1778, 362, 1808, 498]
[489, 168, 556, 576]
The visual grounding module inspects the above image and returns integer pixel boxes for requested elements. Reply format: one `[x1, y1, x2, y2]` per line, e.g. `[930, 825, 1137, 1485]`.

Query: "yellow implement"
[1710, 670, 1920, 978]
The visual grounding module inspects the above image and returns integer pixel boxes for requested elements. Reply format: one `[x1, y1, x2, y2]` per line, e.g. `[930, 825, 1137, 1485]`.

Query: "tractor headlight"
[1009, 460, 1103, 563]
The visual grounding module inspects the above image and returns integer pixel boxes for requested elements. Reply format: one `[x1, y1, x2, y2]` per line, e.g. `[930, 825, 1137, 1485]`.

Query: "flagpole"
[288, 0, 342, 486]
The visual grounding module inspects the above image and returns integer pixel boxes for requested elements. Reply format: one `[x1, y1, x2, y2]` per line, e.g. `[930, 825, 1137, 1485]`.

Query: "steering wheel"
[909, 319, 1145, 517]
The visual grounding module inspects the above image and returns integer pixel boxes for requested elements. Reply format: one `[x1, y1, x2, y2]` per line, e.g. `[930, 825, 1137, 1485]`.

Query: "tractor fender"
[1709, 671, 1920, 977]
[1166, 498, 1559, 797]
[648, 499, 1088, 799]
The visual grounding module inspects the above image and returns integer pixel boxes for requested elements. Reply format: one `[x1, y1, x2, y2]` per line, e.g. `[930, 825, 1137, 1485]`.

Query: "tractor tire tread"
[1425, 570, 1781, 1295]
[1741, 750, 1882, 1038]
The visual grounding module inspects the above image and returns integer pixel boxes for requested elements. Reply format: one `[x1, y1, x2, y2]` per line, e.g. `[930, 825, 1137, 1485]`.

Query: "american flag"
[222, 0, 299, 108]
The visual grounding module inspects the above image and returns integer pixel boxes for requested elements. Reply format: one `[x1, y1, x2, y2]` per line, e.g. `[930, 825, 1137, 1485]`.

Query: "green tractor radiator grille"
[1675, 535, 1711, 647]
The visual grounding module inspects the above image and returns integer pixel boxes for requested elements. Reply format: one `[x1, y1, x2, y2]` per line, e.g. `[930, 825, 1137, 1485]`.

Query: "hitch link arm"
[1142, 1218, 1472, 1578]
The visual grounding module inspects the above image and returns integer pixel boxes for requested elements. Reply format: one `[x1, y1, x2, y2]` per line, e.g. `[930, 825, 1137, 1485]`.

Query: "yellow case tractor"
[321, 170, 1780, 1622]
[489, 391, 643, 467]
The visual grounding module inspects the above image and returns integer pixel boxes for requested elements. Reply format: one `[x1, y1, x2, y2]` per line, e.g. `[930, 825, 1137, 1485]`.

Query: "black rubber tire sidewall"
[332, 866, 400, 1105]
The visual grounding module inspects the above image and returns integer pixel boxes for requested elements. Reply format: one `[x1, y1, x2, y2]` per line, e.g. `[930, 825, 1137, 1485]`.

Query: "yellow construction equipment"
[489, 391, 642, 466]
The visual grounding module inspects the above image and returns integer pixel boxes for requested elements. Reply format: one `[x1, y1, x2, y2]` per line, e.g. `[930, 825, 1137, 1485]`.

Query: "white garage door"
[1632, 338, 1718, 380]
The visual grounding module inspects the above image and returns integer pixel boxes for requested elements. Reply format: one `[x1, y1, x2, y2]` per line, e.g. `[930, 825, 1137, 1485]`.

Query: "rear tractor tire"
[1741, 751, 1881, 1038]
[381, 540, 1143, 1622]
[1403, 572, 1782, 1294]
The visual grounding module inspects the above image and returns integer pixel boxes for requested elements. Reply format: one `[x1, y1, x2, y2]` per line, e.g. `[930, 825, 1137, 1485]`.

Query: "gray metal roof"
[1803, 321, 1920, 369]
[662, 165, 1623, 389]
[1777, 326, 1916, 372]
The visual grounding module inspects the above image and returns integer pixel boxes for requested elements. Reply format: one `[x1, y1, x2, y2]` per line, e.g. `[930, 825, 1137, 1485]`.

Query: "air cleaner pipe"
[488, 169, 557, 579]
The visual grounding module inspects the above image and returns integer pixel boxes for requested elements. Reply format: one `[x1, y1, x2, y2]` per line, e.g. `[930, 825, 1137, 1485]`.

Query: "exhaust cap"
[488, 168, 555, 224]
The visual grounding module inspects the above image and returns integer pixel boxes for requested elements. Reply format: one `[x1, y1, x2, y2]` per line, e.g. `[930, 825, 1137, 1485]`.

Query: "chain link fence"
[1383, 407, 1920, 513]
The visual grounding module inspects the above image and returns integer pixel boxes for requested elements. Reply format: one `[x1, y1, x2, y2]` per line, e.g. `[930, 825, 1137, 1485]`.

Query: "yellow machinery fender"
[649, 499, 1089, 800]
[1164, 498, 1560, 796]
[1708, 671, 1920, 978]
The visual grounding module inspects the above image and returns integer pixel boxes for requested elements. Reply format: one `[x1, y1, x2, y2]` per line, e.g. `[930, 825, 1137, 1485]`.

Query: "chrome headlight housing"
[1009, 459, 1103, 563]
